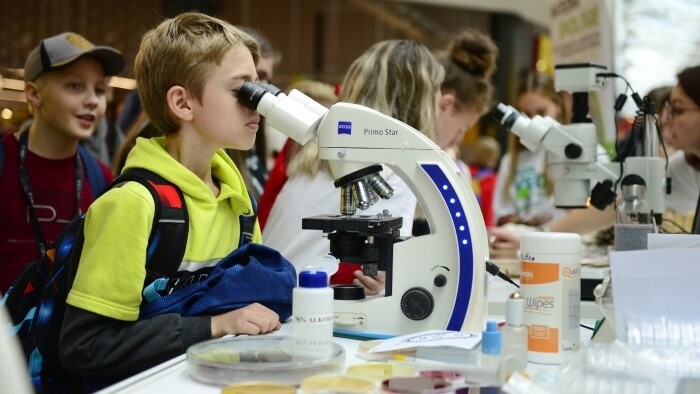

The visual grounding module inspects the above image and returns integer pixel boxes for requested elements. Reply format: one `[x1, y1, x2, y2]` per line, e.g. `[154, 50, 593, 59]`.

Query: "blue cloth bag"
[139, 243, 297, 321]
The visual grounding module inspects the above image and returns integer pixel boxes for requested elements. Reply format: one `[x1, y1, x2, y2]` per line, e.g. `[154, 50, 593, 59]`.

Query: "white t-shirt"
[263, 167, 417, 271]
[665, 150, 700, 214]
[493, 145, 611, 226]
[493, 149, 563, 224]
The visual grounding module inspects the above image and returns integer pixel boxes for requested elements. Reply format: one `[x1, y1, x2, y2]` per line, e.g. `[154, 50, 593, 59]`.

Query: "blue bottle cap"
[482, 320, 502, 355]
[298, 271, 328, 288]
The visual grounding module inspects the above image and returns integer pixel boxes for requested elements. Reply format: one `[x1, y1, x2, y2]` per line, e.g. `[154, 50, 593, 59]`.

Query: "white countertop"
[98, 276, 604, 393]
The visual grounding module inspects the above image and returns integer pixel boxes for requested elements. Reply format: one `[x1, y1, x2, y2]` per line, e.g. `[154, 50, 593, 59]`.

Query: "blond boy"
[60, 13, 280, 385]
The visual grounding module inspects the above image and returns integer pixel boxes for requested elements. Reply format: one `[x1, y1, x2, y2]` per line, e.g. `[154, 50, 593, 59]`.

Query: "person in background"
[111, 110, 160, 175]
[413, 28, 499, 236]
[435, 29, 498, 151]
[468, 136, 501, 227]
[258, 79, 338, 230]
[263, 39, 444, 295]
[82, 85, 124, 166]
[227, 27, 283, 202]
[646, 86, 675, 158]
[0, 32, 123, 293]
[663, 65, 700, 233]
[493, 71, 571, 228]
[60, 13, 280, 387]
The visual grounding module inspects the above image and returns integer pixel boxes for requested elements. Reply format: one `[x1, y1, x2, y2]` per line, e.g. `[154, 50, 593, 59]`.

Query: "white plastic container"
[293, 270, 334, 341]
[520, 232, 581, 364]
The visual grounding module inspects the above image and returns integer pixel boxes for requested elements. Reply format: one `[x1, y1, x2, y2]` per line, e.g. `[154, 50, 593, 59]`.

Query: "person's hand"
[488, 227, 522, 250]
[211, 303, 281, 337]
[353, 270, 386, 296]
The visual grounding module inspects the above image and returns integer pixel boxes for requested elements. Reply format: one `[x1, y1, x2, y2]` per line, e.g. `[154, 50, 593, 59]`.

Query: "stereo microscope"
[493, 63, 666, 222]
[238, 82, 489, 336]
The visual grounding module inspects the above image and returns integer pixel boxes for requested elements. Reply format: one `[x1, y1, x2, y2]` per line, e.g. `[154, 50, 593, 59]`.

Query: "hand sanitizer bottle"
[502, 292, 528, 371]
[292, 270, 334, 341]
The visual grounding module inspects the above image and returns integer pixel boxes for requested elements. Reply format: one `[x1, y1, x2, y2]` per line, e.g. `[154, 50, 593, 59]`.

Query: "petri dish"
[222, 381, 296, 394]
[300, 374, 377, 394]
[346, 362, 417, 382]
[187, 336, 345, 386]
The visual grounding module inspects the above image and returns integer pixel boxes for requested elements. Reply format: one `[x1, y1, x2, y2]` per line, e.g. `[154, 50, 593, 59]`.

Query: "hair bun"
[448, 29, 498, 78]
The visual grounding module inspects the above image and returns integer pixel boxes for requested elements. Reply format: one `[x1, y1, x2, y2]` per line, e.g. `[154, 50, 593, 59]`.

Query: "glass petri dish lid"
[187, 335, 345, 386]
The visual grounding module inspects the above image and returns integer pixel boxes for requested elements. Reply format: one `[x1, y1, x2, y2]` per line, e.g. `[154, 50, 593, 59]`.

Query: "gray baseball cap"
[24, 32, 125, 82]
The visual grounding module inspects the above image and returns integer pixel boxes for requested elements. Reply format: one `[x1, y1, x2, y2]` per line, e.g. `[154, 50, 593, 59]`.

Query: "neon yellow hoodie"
[67, 137, 261, 321]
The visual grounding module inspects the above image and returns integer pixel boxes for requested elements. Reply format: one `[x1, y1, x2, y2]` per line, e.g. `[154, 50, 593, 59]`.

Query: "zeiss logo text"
[338, 121, 352, 135]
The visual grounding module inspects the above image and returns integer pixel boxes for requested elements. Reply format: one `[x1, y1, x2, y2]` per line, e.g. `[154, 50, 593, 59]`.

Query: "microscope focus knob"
[433, 274, 447, 287]
[400, 287, 434, 321]
[564, 143, 582, 159]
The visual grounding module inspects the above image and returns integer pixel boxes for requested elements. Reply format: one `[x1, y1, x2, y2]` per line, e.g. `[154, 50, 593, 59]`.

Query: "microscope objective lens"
[340, 186, 356, 216]
[351, 180, 372, 210]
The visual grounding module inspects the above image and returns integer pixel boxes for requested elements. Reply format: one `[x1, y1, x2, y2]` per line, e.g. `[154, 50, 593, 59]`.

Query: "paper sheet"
[609, 248, 700, 337]
[647, 234, 700, 250]
[368, 330, 481, 353]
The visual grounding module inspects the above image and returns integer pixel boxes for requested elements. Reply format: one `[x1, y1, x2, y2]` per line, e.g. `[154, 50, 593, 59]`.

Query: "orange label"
[527, 324, 558, 353]
[520, 261, 559, 285]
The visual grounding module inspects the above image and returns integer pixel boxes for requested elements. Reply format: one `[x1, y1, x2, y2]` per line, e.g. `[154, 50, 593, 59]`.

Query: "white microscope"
[238, 82, 488, 336]
[493, 63, 666, 222]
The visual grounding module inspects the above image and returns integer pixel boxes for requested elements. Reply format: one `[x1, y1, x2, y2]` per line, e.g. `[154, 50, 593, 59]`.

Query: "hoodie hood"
[123, 137, 253, 216]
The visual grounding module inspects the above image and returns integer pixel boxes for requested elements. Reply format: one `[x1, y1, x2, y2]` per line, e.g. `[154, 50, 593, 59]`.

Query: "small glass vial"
[614, 174, 655, 251]
[501, 292, 528, 371]
[616, 175, 652, 225]
[293, 270, 334, 341]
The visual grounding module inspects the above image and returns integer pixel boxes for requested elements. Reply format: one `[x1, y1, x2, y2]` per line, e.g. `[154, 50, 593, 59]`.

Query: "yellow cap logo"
[65, 33, 93, 50]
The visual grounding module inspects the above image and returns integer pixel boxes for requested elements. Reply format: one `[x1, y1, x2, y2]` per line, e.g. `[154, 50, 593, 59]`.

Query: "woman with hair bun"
[435, 29, 499, 150]
[413, 29, 500, 232]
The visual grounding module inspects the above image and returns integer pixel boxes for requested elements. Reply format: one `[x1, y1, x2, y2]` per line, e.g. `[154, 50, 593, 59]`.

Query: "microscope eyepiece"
[237, 82, 269, 111]
[237, 82, 284, 112]
[492, 103, 521, 131]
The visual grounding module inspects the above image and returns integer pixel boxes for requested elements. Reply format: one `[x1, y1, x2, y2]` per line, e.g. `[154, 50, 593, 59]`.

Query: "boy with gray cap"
[0, 32, 124, 293]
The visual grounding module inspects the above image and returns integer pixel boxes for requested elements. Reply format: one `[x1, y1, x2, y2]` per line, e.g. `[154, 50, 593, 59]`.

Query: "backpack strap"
[239, 190, 257, 246]
[110, 169, 189, 280]
[78, 145, 108, 197]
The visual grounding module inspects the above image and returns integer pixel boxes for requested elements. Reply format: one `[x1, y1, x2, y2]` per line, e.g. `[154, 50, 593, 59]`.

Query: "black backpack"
[2, 168, 190, 392]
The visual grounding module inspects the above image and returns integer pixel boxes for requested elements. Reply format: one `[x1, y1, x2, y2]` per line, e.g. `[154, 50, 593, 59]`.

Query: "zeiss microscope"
[238, 83, 488, 336]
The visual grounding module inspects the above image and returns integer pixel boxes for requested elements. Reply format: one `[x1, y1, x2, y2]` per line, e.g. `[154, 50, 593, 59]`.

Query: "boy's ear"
[439, 93, 456, 112]
[25, 82, 41, 109]
[166, 85, 193, 121]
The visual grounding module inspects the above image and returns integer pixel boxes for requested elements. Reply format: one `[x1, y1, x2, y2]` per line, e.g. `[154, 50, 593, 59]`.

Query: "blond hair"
[471, 136, 501, 169]
[288, 40, 443, 177]
[436, 29, 498, 114]
[134, 12, 260, 135]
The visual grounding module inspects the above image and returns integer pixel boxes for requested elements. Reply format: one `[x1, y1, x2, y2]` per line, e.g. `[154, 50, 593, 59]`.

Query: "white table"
[98, 316, 598, 394]
[98, 273, 605, 393]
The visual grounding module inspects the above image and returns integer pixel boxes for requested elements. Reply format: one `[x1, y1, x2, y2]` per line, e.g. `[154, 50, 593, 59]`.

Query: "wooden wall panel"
[1, 0, 496, 88]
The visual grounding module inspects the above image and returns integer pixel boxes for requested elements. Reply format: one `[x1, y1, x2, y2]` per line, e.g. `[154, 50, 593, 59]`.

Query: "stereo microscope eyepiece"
[492, 103, 522, 131]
